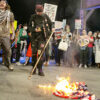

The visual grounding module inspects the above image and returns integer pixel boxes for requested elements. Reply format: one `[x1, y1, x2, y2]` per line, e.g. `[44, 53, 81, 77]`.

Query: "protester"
[52, 28, 63, 66]
[62, 25, 72, 46]
[28, 4, 52, 76]
[92, 31, 98, 66]
[0, 0, 15, 71]
[78, 30, 89, 68]
[94, 32, 100, 68]
[62, 25, 73, 66]
[87, 31, 94, 67]
[16, 24, 28, 65]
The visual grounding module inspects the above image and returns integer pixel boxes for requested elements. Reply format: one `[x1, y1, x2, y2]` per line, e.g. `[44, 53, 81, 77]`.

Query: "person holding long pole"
[28, 4, 52, 76]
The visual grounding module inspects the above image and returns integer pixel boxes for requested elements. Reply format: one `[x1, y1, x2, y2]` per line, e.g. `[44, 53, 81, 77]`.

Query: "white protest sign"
[44, 3, 57, 22]
[55, 21, 63, 29]
[62, 19, 66, 29]
[75, 19, 81, 29]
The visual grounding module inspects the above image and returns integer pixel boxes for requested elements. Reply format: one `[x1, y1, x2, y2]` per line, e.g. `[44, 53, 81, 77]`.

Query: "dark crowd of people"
[0, 0, 100, 77]
[51, 26, 100, 69]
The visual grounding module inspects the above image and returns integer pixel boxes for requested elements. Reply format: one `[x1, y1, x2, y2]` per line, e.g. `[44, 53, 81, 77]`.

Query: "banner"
[75, 19, 81, 29]
[62, 19, 66, 29]
[55, 21, 63, 29]
[55, 28, 63, 40]
[44, 3, 57, 22]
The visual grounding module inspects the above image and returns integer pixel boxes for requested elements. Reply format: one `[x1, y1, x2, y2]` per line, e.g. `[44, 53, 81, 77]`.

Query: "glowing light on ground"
[38, 77, 95, 100]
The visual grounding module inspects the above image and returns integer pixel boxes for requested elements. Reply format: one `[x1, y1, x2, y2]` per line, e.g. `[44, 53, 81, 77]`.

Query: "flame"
[38, 77, 78, 96]
[38, 77, 95, 99]
[38, 84, 55, 94]
[55, 77, 78, 96]
[38, 85, 52, 89]
[55, 79, 72, 96]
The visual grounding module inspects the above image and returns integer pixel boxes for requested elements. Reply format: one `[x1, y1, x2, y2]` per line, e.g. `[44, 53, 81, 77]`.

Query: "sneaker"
[24, 63, 27, 66]
[38, 71, 45, 76]
[44, 62, 48, 66]
[79, 64, 82, 68]
[16, 62, 22, 66]
[84, 65, 88, 68]
[56, 63, 60, 66]
[8, 65, 14, 71]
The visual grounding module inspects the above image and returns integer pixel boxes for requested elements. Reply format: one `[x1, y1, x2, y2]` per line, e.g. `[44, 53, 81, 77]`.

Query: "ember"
[38, 77, 96, 100]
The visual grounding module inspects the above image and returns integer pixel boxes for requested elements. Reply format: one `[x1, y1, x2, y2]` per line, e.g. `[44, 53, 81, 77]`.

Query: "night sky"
[7, 0, 100, 32]
[7, 0, 80, 23]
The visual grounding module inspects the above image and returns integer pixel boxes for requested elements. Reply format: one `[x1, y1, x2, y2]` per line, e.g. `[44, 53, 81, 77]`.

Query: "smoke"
[63, 41, 80, 68]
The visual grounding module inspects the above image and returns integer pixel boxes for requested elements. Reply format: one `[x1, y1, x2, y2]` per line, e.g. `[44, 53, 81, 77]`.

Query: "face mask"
[23, 26, 27, 30]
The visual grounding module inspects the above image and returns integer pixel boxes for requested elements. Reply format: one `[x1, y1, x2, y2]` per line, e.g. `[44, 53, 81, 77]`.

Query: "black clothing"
[16, 43, 21, 62]
[80, 47, 88, 65]
[28, 13, 52, 73]
[28, 13, 52, 40]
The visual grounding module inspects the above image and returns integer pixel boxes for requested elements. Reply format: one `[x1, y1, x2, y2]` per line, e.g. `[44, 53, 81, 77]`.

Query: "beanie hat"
[35, 4, 43, 12]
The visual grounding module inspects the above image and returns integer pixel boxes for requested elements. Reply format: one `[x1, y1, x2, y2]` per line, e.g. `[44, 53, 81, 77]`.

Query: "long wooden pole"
[28, 31, 54, 80]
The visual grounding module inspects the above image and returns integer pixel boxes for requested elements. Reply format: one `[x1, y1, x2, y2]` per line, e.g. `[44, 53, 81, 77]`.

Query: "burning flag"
[38, 77, 96, 100]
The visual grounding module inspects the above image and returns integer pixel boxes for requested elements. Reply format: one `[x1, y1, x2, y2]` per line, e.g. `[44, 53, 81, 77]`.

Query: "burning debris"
[38, 77, 96, 100]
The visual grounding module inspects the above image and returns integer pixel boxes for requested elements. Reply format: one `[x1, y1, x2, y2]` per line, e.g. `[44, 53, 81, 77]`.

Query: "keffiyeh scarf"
[0, 9, 10, 28]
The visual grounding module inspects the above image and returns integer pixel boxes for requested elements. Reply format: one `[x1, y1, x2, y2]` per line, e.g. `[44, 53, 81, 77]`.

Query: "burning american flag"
[38, 77, 96, 100]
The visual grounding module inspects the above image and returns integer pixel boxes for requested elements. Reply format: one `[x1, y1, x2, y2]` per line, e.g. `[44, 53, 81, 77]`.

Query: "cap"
[35, 4, 43, 12]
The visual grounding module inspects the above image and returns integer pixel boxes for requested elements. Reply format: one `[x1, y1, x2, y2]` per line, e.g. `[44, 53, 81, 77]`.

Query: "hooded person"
[0, 0, 15, 71]
[28, 4, 52, 76]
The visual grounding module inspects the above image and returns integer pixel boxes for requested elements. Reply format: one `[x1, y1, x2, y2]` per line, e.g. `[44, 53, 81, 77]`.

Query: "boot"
[38, 68, 45, 76]
[38, 71, 45, 76]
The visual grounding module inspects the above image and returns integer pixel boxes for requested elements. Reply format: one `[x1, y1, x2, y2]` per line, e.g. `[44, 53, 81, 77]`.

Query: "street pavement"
[0, 63, 100, 100]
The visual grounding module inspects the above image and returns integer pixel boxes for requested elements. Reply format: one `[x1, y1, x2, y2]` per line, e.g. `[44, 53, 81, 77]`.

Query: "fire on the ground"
[38, 77, 95, 100]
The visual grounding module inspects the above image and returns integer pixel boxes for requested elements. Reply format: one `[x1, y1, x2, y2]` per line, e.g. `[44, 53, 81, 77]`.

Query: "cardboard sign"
[44, 3, 58, 22]
[75, 19, 81, 29]
[62, 19, 66, 29]
[55, 28, 63, 40]
[55, 21, 63, 29]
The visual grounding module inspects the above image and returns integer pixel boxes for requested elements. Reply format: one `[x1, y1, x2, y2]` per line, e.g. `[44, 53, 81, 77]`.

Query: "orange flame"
[55, 77, 78, 96]
[38, 77, 95, 99]
[38, 77, 78, 96]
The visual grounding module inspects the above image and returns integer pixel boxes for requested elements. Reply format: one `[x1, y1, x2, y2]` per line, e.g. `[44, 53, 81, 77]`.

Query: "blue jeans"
[53, 45, 63, 64]
[88, 47, 93, 65]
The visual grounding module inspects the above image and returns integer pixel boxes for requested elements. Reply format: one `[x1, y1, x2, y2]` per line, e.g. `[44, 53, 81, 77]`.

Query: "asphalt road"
[0, 63, 100, 100]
